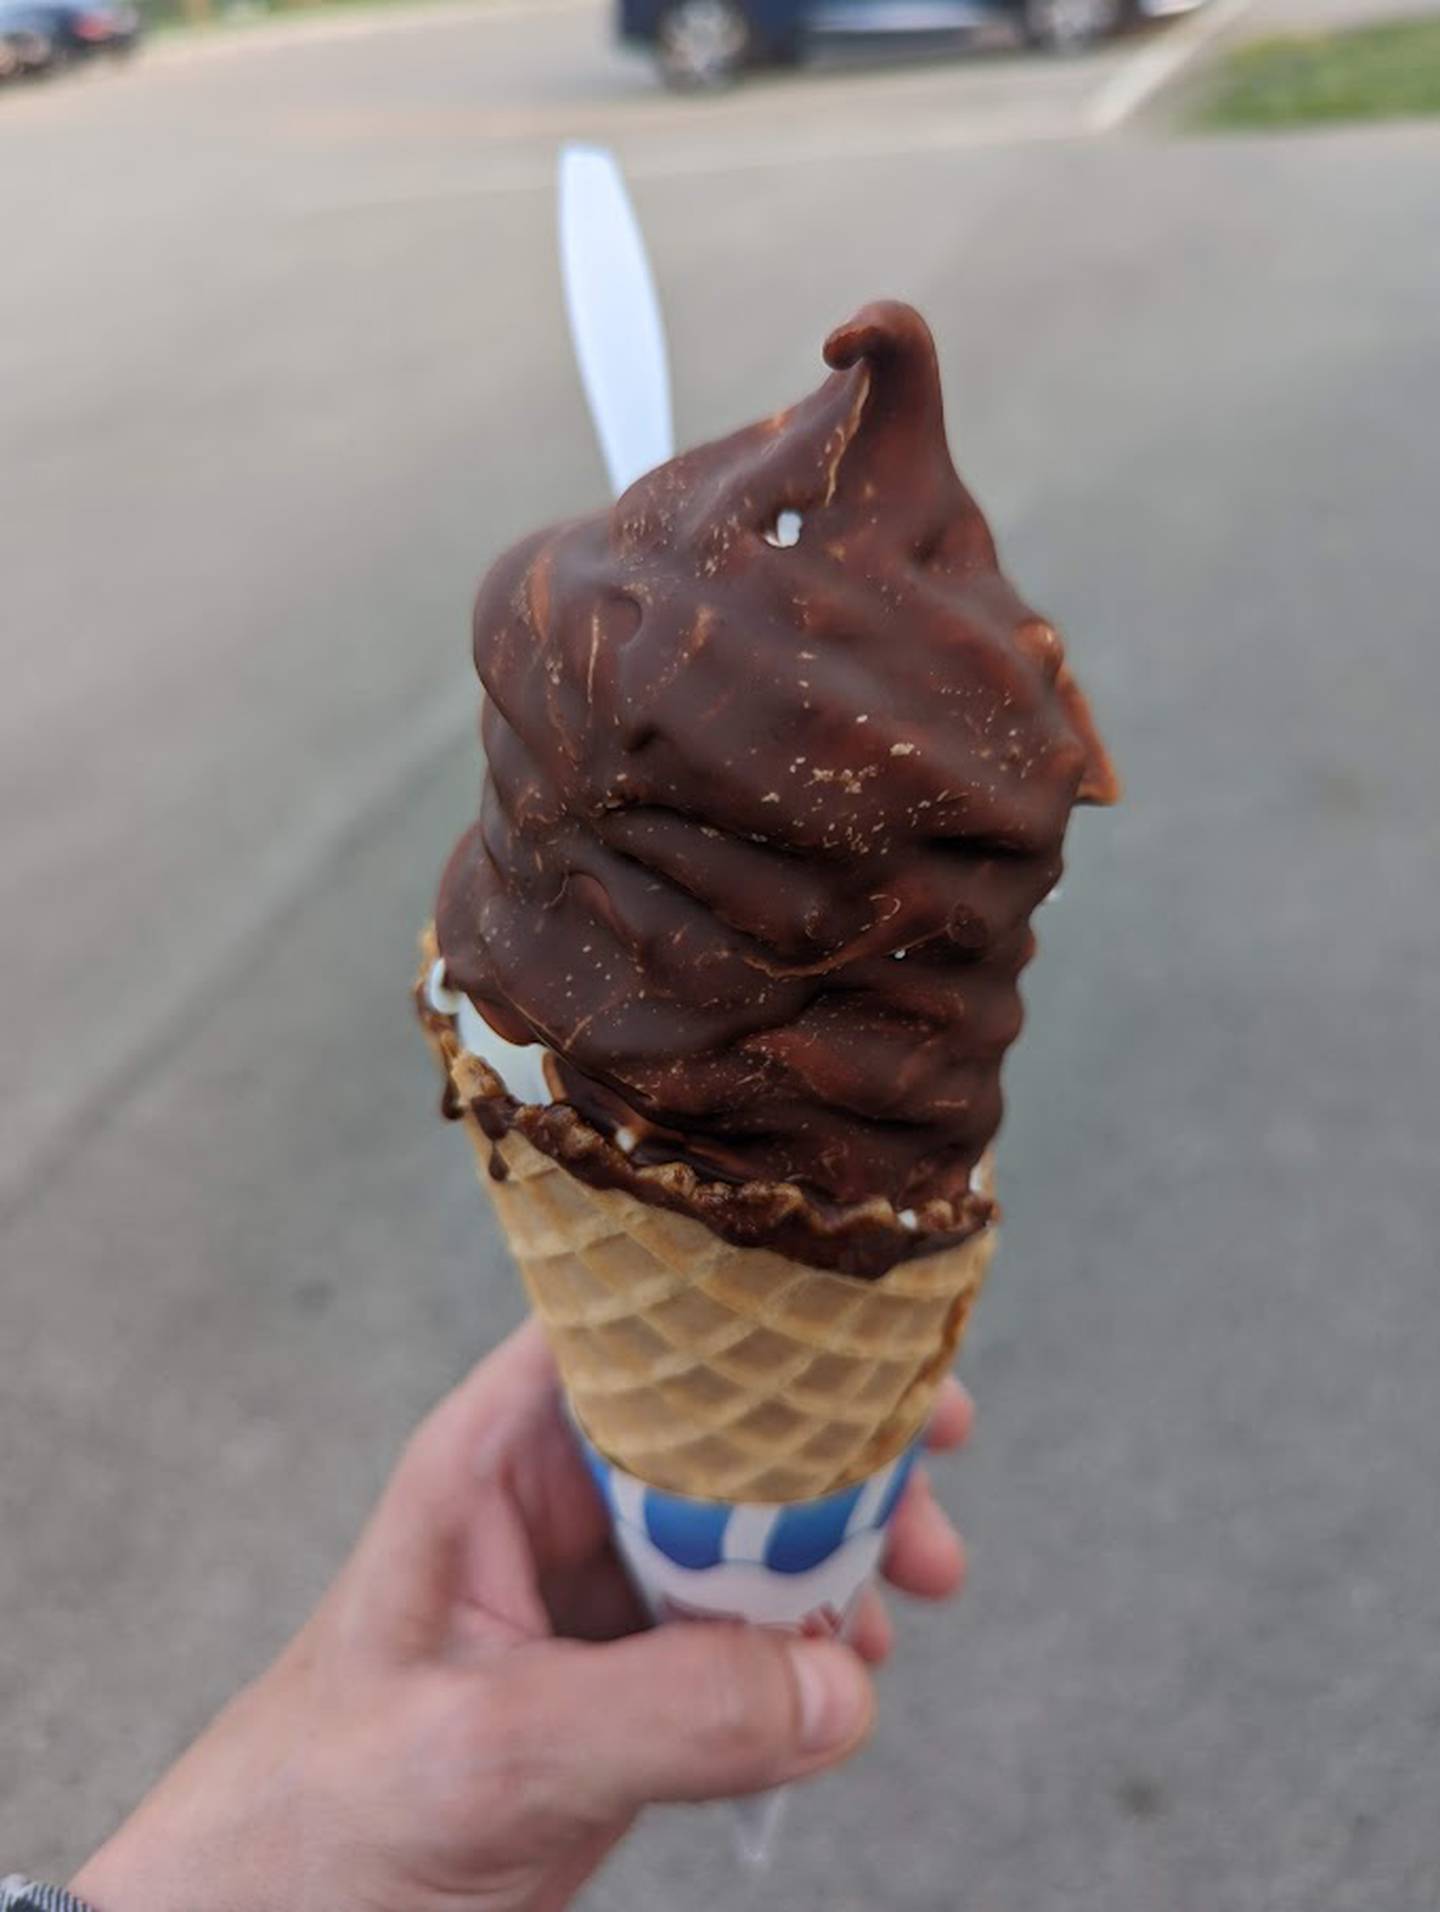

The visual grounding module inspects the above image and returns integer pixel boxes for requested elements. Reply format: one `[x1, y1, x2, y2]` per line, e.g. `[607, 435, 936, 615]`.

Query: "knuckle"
[692, 1628, 783, 1759]
[477, 1659, 554, 1769]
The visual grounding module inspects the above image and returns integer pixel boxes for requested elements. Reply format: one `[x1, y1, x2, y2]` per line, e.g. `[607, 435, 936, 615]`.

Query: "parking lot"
[2, 0, 1233, 192]
[3, 0, 1439, 1905]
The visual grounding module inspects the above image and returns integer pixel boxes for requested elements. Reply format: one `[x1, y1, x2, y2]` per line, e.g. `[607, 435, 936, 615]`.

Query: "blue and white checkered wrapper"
[575, 1423, 922, 1634]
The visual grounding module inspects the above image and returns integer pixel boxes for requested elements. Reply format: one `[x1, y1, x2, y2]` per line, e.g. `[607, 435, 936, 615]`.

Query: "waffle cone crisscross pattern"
[422, 962, 998, 1496]
[482, 1125, 993, 1499]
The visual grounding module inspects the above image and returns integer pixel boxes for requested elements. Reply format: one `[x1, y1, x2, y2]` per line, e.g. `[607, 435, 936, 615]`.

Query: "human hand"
[72, 1319, 972, 1912]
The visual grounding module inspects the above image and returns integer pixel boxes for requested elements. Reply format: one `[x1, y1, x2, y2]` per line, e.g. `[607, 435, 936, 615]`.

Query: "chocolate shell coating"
[436, 301, 1117, 1273]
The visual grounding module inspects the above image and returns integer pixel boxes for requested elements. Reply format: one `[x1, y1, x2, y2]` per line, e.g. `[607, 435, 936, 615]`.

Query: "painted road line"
[1084, 0, 1258, 132]
[301, 108, 1077, 217]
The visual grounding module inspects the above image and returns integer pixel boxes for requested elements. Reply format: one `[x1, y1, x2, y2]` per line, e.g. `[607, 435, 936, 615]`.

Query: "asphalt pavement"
[2, 5, 1439, 1905]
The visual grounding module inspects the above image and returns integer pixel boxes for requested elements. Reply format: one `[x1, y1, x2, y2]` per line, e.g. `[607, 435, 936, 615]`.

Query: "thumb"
[504, 1624, 875, 1815]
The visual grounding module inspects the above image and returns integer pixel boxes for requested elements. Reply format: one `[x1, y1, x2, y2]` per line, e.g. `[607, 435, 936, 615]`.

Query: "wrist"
[69, 1786, 281, 1912]
[69, 1830, 174, 1912]
[68, 1652, 325, 1912]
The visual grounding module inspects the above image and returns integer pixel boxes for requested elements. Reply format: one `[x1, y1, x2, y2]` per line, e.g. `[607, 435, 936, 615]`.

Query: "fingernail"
[789, 1642, 871, 1755]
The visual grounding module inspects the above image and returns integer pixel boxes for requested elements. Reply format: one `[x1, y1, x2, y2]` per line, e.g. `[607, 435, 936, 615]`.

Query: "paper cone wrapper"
[572, 1411, 925, 1633]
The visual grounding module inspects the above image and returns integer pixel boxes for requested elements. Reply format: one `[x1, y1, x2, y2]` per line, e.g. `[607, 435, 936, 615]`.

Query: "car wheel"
[657, 0, 750, 88]
[1023, 0, 1117, 51]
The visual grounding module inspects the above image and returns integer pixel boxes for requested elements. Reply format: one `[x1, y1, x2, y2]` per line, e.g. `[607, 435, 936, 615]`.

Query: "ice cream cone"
[414, 274, 1115, 1865]
[418, 943, 995, 1504]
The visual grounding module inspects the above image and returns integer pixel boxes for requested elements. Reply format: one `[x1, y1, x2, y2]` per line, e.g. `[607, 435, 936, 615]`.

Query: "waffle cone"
[433, 1031, 995, 1500]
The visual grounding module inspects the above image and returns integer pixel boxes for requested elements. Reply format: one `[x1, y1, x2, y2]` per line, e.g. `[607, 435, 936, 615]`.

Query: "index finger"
[399, 1317, 611, 1575]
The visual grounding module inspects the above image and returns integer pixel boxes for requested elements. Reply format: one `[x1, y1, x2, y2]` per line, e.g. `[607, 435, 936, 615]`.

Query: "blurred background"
[2, 0, 1438, 1902]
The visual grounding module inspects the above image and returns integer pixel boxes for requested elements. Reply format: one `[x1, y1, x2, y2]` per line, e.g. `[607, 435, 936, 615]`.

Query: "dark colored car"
[0, 0, 140, 77]
[620, 0, 1204, 84]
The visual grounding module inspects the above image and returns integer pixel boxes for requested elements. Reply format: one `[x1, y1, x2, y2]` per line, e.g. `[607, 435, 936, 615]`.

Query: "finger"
[504, 1388, 614, 1575]
[493, 1625, 875, 1815]
[880, 1470, 967, 1601]
[389, 1316, 558, 1521]
[925, 1375, 975, 1453]
[448, 1322, 615, 1576]
[419, 1315, 560, 1460]
[353, 1321, 609, 1650]
[542, 1549, 648, 1643]
[847, 1587, 894, 1666]
[400, 1319, 612, 1573]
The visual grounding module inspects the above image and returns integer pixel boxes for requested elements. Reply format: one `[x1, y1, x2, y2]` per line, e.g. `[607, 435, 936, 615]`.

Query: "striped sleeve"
[1, 1880, 96, 1912]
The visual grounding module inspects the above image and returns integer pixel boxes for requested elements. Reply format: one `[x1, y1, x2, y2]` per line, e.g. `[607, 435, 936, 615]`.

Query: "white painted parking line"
[300, 106, 1078, 215]
[1084, 0, 1257, 131]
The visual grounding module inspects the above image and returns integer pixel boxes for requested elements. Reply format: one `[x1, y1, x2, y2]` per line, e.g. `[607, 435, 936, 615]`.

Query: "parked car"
[0, 0, 140, 77]
[620, 0, 1204, 84]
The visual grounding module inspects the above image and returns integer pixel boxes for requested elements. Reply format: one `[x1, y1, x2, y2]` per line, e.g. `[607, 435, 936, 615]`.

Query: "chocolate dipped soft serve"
[426, 300, 1117, 1278]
